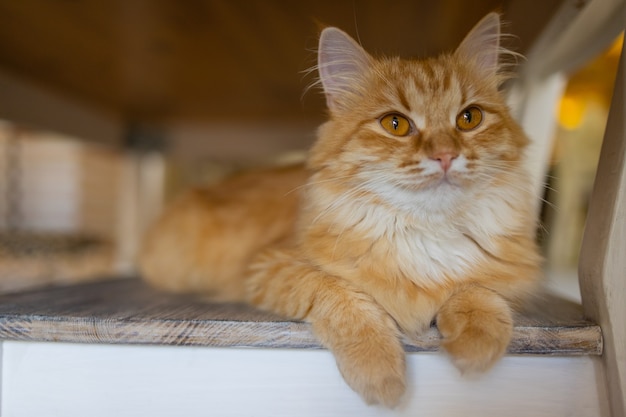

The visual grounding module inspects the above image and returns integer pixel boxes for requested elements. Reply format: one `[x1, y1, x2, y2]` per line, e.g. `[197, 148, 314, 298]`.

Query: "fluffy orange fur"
[139, 13, 542, 407]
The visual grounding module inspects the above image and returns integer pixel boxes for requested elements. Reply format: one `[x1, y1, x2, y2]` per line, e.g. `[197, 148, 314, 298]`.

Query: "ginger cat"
[139, 13, 542, 407]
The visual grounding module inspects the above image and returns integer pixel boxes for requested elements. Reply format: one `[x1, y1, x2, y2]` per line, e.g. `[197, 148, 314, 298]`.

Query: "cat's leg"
[436, 285, 513, 373]
[247, 248, 407, 407]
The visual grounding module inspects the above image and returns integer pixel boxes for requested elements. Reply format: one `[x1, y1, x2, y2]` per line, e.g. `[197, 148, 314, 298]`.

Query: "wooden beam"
[523, 0, 625, 78]
[510, 0, 625, 217]
[0, 68, 123, 146]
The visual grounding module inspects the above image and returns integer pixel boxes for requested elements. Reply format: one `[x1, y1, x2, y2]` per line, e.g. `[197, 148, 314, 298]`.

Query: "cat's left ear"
[455, 12, 501, 77]
[318, 27, 372, 111]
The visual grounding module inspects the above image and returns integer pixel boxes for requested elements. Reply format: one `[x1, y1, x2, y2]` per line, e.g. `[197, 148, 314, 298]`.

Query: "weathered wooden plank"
[579, 34, 626, 417]
[0, 278, 602, 355]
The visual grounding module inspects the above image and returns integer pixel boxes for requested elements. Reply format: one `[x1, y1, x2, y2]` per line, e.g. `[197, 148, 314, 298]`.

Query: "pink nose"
[430, 152, 458, 172]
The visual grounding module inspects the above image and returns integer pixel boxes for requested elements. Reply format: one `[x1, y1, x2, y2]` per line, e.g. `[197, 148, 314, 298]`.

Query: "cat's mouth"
[394, 155, 473, 191]
[421, 167, 466, 187]
[393, 171, 465, 193]
[429, 175, 464, 190]
[438, 175, 458, 186]
[424, 170, 473, 191]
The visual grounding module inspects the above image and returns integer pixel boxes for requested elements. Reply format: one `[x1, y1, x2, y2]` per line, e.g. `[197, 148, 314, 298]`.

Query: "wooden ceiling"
[0, 0, 564, 127]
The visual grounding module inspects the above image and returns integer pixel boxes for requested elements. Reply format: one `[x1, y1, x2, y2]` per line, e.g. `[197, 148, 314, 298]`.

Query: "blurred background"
[0, 0, 622, 296]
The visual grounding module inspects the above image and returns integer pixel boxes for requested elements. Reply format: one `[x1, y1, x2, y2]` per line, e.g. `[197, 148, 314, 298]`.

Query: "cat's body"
[140, 164, 306, 300]
[139, 13, 542, 407]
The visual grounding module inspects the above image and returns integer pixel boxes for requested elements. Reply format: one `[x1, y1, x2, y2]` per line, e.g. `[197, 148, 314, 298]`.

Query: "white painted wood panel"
[0, 341, 607, 417]
[579, 27, 626, 417]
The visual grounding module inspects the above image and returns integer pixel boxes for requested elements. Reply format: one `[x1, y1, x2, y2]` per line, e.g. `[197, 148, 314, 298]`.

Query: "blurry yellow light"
[607, 32, 624, 58]
[558, 94, 586, 130]
[556, 32, 623, 131]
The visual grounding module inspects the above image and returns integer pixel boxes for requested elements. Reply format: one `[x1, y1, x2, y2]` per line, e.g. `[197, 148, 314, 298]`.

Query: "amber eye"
[380, 113, 411, 136]
[456, 106, 483, 131]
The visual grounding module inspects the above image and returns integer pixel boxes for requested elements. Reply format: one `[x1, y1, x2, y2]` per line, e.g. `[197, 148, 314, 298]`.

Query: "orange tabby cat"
[139, 13, 542, 407]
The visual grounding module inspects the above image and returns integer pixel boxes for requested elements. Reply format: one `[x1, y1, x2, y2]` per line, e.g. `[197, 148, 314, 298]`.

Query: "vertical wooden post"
[114, 124, 166, 275]
[509, 73, 567, 217]
[578, 37, 625, 417]
[4, 128, 21, 231]
[114, 152, 141, 274]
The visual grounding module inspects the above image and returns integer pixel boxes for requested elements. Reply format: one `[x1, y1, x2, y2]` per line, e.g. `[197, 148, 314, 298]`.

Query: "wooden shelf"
[0, 278, 602, 356]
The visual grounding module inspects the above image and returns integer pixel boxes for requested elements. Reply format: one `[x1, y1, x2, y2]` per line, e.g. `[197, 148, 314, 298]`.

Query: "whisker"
[309, 173, 396, 225]
[472, 171, 558, 212]
[283, 172, 363, 196]
[331, 195, 377, 259]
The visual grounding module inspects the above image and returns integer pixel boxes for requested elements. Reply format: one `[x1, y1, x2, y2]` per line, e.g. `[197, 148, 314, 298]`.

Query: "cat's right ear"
[455, 13, 502, 78]
[318, 27, 372, 111]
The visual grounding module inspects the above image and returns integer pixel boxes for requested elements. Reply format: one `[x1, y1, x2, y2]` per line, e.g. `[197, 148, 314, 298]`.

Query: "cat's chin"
[369, 178, 469, 218]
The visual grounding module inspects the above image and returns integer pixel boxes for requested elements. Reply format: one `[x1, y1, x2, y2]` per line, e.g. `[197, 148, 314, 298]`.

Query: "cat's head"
[309, 13, 529, 215]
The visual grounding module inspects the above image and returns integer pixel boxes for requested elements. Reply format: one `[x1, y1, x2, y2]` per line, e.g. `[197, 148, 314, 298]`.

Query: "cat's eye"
[379, 113, 411, 136]
[456, 106, 483, 131]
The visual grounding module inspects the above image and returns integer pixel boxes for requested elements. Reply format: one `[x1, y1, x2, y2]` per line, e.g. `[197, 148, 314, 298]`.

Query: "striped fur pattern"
[139, 13, 542, 407]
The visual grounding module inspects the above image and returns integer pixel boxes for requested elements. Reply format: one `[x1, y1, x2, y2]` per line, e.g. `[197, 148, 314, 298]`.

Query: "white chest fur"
[329, 198, 486, 285]
[386, 226, 484, 285]
[312, 174, 530, 285]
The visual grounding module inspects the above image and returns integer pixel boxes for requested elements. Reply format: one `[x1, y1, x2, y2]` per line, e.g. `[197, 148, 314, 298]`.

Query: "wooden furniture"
[515, 1, 626, 414]
[579, 30, 626, 417]
[0, 1, 624, 416]
[0, 279, 602, 354]
[0, 279, 607, 416]
[0, 0, 563, 132]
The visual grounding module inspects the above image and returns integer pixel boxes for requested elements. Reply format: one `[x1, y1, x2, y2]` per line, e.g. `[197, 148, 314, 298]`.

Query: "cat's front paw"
[335, 339, 406, 407]
[313, 310, 406, 407]
[436, 287, 513, 373]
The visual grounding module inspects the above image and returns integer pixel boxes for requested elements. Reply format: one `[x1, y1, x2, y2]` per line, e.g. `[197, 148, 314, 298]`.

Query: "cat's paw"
[436, 287, 513, 374]
[313, 310, 406, 407]
[335, 339, 406, 407]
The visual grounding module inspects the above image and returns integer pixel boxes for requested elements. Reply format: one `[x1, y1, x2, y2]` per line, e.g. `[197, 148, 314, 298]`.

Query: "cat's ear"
[455, 13, 501, 77]
[318, 27, 372, 111]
